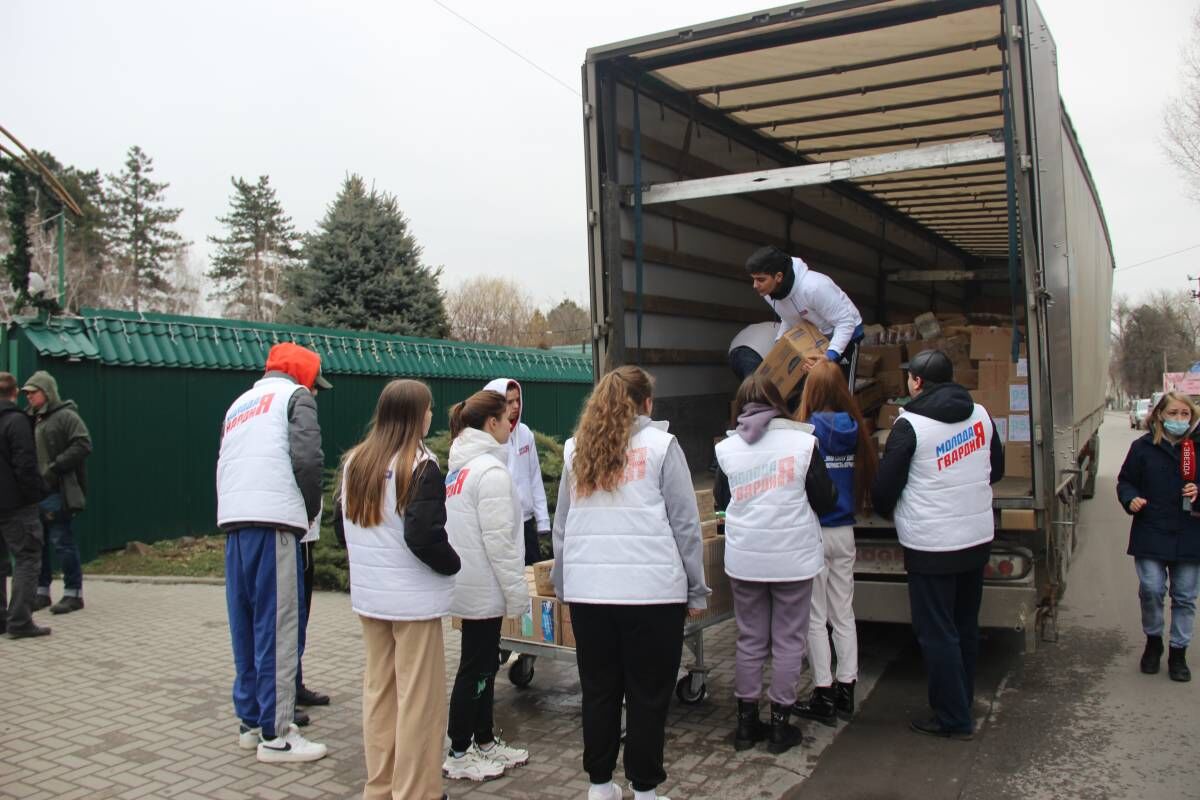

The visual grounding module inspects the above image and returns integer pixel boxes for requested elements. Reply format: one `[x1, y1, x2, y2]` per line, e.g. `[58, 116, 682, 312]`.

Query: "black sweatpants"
[907, 567, 984, 733]
[448, 617, 503, 753]
[523, 517, 542, 566]
[296, 540, 315, 691]
[570, 602, 686, 792]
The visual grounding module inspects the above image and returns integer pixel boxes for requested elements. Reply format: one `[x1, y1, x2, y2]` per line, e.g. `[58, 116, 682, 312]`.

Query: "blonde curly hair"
[572, 365, 654, 497]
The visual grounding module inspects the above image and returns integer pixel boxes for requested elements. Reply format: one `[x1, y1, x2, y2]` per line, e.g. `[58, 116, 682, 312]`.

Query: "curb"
[86, 574, 226, 586]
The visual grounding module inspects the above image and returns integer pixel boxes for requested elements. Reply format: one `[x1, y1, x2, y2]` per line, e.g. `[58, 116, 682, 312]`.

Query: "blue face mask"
[1164, 419, 1191, 437]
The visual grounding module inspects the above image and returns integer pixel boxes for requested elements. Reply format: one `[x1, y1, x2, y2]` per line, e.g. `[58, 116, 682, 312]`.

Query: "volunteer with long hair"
[793, 360, 878, 725]
[551, 365, 709, 800]
[714, 373, 837, 755]
[341, 379, 461, 800]
[444, 390, 531, 781]
[1117, 390, 1200, 682]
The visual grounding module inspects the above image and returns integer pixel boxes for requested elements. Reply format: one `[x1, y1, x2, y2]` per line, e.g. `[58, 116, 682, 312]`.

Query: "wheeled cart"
[498, 610, 734, 705]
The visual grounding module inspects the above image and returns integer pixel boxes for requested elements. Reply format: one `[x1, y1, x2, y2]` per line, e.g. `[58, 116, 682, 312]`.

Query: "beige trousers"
[360, 616, 447, 800]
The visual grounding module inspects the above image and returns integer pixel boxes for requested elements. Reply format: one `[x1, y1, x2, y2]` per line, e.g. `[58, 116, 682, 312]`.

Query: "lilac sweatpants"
[730, 577, 814, 706]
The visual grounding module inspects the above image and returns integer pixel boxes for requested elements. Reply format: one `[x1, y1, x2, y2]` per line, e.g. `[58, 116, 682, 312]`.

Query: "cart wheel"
[509, 654, 536, 688]
[675, 673, 707, 705]
[498, 648, 512, 668]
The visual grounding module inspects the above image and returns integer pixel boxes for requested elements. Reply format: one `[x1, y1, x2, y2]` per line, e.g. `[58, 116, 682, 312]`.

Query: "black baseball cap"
[905, 349, 954, 384]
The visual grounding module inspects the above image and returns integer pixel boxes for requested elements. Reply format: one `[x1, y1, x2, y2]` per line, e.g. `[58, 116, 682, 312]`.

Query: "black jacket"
[713, 441, 839, 518]
[871, 383, 1004, 573]
[333, 459, 461, 577]
[0, 400, 44, 511]
[1117, 433, 1200, 562]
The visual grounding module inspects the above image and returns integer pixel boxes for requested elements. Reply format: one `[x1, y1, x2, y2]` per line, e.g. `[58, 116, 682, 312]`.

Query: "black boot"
[1141, 635, 1164, 674]
[1168, 646, 1191, 682]
[792, 686, 836, 727]
[734, 699, 768, 751]
[767, 702, 803, 755]
[835, 681, 856, 721]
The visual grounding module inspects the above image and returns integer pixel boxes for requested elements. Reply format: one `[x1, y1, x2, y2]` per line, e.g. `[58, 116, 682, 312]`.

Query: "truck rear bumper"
[852, 579, 1040, 640]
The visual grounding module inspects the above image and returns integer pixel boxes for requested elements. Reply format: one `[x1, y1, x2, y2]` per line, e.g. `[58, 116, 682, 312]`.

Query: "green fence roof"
[14, 309, 593, 383]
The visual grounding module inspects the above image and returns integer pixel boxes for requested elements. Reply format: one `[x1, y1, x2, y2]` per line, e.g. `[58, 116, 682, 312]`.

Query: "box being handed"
[758, 321, 830, 399]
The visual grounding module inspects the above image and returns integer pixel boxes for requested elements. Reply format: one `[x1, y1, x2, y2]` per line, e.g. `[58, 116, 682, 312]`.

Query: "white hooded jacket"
[766, 256, 863, 357]
[445, 427, 528, 619]
[483, 378, 551, 531]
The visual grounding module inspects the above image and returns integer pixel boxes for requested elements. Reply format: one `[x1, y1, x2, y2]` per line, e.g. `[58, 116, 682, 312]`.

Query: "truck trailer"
[581, 0, 1113, 649]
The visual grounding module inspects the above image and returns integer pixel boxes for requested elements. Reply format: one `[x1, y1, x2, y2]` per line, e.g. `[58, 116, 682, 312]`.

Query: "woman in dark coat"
[1116, 391, 1200, 682]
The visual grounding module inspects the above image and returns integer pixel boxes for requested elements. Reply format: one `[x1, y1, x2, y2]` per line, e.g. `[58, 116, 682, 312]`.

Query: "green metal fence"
[1, 309, 593, 562]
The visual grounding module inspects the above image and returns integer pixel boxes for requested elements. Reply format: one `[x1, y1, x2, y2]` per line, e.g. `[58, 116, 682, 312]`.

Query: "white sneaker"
[588, 782, 623, 800]
[238, 725, 260, 751]
[629, 787, 670, 800]
[443, 748, 505, 781]
[256, 724, 328, 763]
[475, 737, 529, 769]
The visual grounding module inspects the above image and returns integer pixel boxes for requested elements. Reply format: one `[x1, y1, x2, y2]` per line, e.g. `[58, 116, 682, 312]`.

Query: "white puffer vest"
[216, 376, 309, 531]
[893, 405, 996, 552]
[562, 423, 686, 604]
[343, 449, 455, 621]
[716, 419, 824, 582]
[445, 429, 527, 619]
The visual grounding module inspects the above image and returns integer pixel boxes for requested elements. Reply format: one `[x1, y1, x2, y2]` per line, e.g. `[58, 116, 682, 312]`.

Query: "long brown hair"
[449, 391, 507, 440]
[341, 379, 432, 527]
[797, 361, 879, 512]
[573, 365, 654, 497]
[733, 372, 790, 418]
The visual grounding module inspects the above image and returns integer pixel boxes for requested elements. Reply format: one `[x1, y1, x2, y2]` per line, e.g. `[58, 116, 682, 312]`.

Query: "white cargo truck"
[582, 0, 1113, 649]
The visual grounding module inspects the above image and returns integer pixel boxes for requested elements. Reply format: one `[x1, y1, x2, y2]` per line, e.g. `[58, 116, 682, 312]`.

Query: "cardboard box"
[451, 616, 462, 631]
[855, 380, 885, 412]
[695, 489, 715, 521]
[860, 344, 904, 373]
[914, 311, 943, 340]
[878, 369, 907, 399]
[759, 321, 831, 399]
[957, 367, 979, 390]
[532, 560, 555, 596]
[695, 580, 734, 621]
[856, 350, 881, 378]
[514, 597, 536, 639]
[516, 596, 560, 644]
[501, 616, 520, 638]
[703, 534, 726, 568]
[978, 361, 1008, 393]
[999, 508, 1037, 531]
[971, 389, 1009, 418]
[701, 518, 720, 540]
[1005, 442, 1032, 478]
[907, 335, 970, 365]
[560, 612, 576, 648]
[876, 402, 903, 430]
[969, 326, 1014, 361]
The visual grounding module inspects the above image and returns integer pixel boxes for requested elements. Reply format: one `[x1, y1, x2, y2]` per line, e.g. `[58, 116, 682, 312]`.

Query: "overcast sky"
[3, 0, 1196, 311]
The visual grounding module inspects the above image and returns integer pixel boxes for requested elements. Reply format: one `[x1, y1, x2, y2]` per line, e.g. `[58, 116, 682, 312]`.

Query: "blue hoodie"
[808, 411, 859, 528]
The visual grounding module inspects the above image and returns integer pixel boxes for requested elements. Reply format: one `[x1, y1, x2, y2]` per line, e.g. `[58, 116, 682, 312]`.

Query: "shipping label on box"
[994, 417, 1008, 443]
[969, 326, 1013, 361]
[1009, 383, 1030, 412]
[1012, 357, 1028, 383]
[1008, 413, 1031, 443]
[759, 321, 831, 400]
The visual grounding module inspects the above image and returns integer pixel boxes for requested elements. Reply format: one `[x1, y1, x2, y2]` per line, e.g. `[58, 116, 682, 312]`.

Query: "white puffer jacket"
[446, 428, 528, 619]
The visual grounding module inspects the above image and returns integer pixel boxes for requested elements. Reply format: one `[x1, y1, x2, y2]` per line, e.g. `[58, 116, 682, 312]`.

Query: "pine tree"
[106, 146, 185, 312]
[281, 175, 449, 336]
[207, 176, 302, 321]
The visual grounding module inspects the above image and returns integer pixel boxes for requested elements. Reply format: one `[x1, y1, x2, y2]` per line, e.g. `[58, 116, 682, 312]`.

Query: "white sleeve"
[805, 272, 862, 356]
[476, 468, 528, 617]
[527, 434, 551, 531]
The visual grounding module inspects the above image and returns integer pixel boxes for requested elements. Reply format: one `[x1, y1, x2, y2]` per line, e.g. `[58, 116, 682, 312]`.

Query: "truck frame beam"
[633, 138, 1006, 206]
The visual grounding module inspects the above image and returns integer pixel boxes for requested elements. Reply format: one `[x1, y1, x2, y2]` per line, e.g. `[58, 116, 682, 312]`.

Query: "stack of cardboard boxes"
[864, 318, 1031, 479]
[452, 489, 734, 649]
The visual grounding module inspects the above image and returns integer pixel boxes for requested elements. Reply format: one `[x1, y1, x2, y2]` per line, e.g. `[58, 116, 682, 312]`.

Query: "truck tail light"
[983, 547, 1033, 581]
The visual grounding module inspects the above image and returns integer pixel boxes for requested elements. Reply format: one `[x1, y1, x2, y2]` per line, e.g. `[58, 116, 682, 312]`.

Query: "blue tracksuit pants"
[225, 528, 305, 739]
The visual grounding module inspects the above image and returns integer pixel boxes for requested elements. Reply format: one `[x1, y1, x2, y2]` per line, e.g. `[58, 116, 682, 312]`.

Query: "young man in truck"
[745, 245, 864, 385]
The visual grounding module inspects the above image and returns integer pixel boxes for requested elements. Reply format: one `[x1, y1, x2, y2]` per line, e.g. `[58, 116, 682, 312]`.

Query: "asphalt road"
[789, 413, 1199, 800]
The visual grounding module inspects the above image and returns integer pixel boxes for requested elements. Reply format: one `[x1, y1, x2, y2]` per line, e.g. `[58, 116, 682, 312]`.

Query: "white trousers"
[807, 525, 859, 686]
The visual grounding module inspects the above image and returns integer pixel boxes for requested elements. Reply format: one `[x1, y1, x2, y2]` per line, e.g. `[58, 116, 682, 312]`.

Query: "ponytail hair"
[449, 390, 508, 439]
[573, 365, 654, 497]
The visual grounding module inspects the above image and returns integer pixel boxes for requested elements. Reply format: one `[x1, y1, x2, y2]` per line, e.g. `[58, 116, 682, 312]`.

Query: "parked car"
[1130, 398, 1151, 429]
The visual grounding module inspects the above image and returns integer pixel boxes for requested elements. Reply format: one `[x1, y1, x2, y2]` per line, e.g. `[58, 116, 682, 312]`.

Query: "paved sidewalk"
[0, 581, 902, 800]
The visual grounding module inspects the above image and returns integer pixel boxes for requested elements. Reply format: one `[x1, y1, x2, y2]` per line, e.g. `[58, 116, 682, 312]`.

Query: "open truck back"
[582, 0, 1113, 649]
